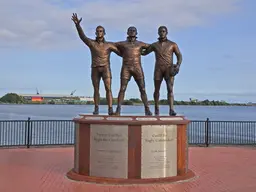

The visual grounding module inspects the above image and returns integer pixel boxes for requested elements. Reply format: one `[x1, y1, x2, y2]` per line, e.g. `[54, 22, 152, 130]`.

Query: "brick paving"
[0, 146, 255, 192]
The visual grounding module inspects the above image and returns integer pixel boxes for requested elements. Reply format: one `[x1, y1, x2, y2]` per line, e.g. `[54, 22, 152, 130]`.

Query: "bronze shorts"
[154, 65, 171, 81]
[91, 65, 112, 82]
[121, 66, 144, 80]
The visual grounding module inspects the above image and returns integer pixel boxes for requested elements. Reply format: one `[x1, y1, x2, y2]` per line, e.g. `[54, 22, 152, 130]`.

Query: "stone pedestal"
[66, 115, 195, 184]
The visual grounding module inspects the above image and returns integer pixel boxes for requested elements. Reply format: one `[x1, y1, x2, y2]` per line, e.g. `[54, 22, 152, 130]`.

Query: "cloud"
[0, 0, 241, 49]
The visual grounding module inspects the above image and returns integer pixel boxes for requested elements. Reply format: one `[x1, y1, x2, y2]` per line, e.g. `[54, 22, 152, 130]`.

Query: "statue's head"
[127, 26, 137, 37]
[158, 26, 168, 39]
[95, 25, 106, 38]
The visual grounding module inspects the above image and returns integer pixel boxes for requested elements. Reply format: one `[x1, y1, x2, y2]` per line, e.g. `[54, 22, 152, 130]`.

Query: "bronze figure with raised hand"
[71, 13, 121, 115]
[142, 26, 183, 116]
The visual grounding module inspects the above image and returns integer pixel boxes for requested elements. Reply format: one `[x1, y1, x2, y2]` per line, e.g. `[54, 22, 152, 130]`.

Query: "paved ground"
[0, 146, 256, 192]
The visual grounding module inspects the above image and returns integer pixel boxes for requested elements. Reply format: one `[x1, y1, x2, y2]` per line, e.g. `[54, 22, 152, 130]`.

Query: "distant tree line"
[89, 97, 246, 106]
[0, 93, 24, 104]
[0, 93, 247, 106]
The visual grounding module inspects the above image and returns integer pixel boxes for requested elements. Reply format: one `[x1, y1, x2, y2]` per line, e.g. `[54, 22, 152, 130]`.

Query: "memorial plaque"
[141, 125, 177, 178]
[90, 124, 128, 178]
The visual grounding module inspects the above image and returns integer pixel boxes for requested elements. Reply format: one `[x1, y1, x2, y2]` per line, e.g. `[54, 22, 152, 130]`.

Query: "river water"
[0, 104, 255, 121]
[0, 104, 256, 146]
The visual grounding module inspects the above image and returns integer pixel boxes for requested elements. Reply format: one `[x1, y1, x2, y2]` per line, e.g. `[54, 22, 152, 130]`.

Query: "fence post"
[26, 117, 31, 148]
[205, 118, 210, 147]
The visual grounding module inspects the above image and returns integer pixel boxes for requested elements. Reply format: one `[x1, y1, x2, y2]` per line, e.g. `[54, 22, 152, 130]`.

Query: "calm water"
[1, 104, 256, 146]
[0, 104, 256, 121]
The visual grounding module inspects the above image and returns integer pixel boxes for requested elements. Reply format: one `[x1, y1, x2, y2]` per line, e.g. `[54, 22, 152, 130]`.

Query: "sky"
[0, 0, 255, 103]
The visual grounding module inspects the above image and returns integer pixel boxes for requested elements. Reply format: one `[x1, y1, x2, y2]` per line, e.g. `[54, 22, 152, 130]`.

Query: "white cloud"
[0, 0, 241, 49]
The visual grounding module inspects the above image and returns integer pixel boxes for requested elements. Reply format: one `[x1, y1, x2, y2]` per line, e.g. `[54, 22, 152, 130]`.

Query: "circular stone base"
[69, 114, 192, 184]
[66, 169, 196, 184]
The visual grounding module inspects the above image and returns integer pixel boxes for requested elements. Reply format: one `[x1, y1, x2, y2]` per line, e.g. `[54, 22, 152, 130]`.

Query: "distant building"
[19, 94, 94, 103]
[79, 97, 93, 102]
[189, 98, 198, 102]
[247, 102, 256, 106]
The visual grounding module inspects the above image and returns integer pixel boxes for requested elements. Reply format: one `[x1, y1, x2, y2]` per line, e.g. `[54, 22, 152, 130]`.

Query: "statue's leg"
[102, 66, 113, 115]
[134, 77, 152, 116]
[115, 67, 131, 115]
[154, 68, 163, 115]
[91, 67, 101, 115]
[165, 76, 176, 116]
[154, 80, 162, 115]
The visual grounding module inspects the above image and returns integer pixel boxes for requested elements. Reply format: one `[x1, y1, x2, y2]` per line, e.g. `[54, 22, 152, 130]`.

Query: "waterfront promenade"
[0, 111, 255, 191]
[0, 146, 255, 192]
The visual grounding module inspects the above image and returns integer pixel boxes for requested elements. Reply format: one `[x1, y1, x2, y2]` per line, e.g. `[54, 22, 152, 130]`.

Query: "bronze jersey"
[147, 39, 180, 67]
[86, 39, 120, 68]
[115, 40, 149, 67]
[74, 24, 120, 68]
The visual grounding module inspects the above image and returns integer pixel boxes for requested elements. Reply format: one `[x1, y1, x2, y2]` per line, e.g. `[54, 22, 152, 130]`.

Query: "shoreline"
[0, 103, 252, 107]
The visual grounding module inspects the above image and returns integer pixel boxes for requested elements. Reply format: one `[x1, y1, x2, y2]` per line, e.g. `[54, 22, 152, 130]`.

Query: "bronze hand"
[71, 13, 82, 25]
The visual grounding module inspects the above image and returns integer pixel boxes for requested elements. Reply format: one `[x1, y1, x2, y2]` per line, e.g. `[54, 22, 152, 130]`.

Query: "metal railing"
[0, 118, 255, 148]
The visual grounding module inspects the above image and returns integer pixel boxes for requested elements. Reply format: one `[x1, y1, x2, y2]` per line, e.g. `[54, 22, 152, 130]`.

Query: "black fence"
[0, 118, 255, 148]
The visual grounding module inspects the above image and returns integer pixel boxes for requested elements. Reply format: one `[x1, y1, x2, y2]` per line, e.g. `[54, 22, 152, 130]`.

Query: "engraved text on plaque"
[90, 124, 128, 178]
[141, 125, 177, 178]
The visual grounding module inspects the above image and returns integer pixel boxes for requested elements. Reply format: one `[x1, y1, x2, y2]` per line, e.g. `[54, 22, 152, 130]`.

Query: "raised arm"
[71, 13, 92, 47]
[173, 43, 183, 67]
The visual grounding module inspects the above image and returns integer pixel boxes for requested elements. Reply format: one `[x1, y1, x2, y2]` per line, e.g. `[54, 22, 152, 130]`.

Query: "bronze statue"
[114, 26, 152, 116]
[71, 13, 121, 115]
[142, 26, 183, 116]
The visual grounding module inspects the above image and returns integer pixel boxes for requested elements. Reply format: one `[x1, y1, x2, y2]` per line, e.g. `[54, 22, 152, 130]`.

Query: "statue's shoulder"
[148, 41, 159, 49]
[152, 41, 158, 46]
[114, 40, 126, 46]
[87, 38, 96, 44]
[136, 40, 150, 47]
[106, 41, 115, 45]
[105, 41, 116, 48]
[167, 40, 177, 45]
[136, 40, 146, 44]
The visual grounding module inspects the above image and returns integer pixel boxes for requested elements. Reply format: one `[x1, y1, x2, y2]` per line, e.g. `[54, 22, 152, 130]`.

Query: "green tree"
[123, 100, 133, 105]
[48, 100, 55, 105]
[129, 98, 142, 103]
[0, 93, 24, 104]
[86, 101, 94, 105]
[100, 98, 108, 105]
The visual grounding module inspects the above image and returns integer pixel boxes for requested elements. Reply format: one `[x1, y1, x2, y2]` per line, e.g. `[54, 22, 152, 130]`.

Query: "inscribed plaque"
[90, 124, 128, 178]
[141, 125, 177, 178]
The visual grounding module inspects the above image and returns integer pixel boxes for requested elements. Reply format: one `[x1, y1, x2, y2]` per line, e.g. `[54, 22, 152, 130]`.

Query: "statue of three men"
[71, 13, 183, 116]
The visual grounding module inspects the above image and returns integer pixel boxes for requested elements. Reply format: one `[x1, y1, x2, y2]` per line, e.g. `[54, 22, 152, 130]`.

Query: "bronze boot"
[145, 107, 152, 116]
[155, 106, 159, 116]
[108, 107, 114, 115]
[169, 109, 177, 116]
[93, 106, 99, 115]
[115, 106, 121, 116]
